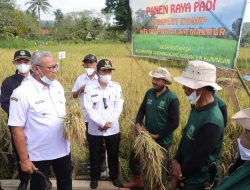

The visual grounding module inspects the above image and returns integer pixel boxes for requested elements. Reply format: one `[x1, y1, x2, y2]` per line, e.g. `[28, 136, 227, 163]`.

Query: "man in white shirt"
[72, 54, 106, 172]
[8, 51, 72, 190]
[84, 59, 124, 189]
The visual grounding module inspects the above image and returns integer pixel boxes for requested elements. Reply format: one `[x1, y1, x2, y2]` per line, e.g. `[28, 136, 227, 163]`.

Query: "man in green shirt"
[172, 61, 224, 190]
[124, 67, 180, 190]
[214, 108, 250, 190]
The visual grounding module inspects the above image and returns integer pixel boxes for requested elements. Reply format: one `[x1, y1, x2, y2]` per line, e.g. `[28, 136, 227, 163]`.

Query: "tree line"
[0, 0, 248, 46]
[0, 0, 132, 43]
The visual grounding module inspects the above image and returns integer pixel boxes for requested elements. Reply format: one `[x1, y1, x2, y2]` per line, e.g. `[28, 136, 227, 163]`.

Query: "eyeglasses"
[37, 64, 59, 71]
[103, 98, 108, 109]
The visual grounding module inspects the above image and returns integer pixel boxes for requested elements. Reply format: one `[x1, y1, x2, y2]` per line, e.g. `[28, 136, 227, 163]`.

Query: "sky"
[16, 0, 106, 20]
[16, 0, 250, 22]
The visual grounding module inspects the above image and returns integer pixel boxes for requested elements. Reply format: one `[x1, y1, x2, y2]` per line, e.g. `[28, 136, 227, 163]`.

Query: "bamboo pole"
[235, 66, 250, 97]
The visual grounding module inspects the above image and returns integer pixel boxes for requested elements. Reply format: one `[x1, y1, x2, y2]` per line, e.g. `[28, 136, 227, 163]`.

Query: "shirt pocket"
[91, 95, 101, 108]
[109, 94, 116, 107]
[31, 101, 49, 117]
[57, 97, 66, 117]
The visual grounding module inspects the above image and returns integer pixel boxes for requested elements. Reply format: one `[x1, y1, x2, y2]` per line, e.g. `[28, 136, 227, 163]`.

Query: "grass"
[237, 47, 250, 68]
[0, 43, 249, 189]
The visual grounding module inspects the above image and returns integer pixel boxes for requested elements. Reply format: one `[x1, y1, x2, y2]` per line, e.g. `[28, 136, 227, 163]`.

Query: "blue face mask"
[40, 75, 54, 85]
[37, 67, 54, 85]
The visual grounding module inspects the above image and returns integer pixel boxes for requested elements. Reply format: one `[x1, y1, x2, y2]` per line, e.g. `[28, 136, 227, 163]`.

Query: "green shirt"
[213, 161, 250, 190]
[144, 88, 178, 146]
[180, 103, 224, 189]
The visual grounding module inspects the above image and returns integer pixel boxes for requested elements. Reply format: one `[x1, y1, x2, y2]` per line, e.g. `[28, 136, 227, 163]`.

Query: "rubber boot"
[123, 175, 144, 188]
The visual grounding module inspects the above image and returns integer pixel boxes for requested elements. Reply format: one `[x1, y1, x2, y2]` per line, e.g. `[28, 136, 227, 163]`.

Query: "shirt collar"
[25, 72, 32, 80]
[194, 101, 217, 112]
[85, 74, 98, 80]
[96, 81, 114, 89]
[30, 76, 49, 92]
[16, 70, 32, 80]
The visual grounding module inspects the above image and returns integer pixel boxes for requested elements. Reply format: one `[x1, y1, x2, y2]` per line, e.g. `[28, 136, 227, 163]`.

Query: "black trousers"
[86, 122, 106, 166]
[88, 133, 120, 181]
[9, 126, 30, 183]
[30, 154, 72, 190]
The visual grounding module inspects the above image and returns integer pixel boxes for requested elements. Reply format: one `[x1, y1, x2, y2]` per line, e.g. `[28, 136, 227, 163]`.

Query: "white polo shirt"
[84, 80, 124, 136]
[8, 76, 70, 161]
[72, 73, 98, 122]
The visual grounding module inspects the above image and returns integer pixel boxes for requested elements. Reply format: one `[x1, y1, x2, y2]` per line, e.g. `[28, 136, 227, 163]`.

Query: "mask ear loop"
[36, 65, 45, 79]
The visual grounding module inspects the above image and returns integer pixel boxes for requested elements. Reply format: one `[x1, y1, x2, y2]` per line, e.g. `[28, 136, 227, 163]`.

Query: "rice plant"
[0, 44, 249, 189]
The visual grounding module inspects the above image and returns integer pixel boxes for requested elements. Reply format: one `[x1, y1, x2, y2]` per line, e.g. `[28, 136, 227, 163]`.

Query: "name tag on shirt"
[35, 100, 45, 104]
[10, 97, 18, 102]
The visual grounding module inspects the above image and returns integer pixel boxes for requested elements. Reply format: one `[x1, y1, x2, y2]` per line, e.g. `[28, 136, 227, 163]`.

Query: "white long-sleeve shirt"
[84, 80, 124, 136]
[72, 73, 98, 122]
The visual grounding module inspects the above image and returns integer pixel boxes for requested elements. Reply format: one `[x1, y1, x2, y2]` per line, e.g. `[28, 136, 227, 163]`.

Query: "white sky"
[16, 0, 106, 20]
[16, 0, 250, 22]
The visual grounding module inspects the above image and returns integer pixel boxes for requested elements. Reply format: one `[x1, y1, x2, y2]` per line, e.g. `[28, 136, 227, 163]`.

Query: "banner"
[130, 0, 247, 68]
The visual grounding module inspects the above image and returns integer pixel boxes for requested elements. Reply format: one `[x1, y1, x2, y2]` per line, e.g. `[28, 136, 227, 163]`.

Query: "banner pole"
[60, 58, 63, 75]
[235, 66, 250, 97]
[126, 46, 151, 82]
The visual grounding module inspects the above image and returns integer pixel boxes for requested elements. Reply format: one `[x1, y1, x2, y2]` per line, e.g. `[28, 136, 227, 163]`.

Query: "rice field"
[0, 43, 249, 188]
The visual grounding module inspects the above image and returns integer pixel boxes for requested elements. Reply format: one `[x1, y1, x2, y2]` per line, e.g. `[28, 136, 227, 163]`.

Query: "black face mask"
[153, 85, 165, 92]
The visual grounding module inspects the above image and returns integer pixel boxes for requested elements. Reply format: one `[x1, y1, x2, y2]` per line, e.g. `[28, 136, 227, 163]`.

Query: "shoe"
[112, 179, 123, 188]
[90, 180, 98, 189]
[17, 181, 28, 190]
[123, 175, 144, 188]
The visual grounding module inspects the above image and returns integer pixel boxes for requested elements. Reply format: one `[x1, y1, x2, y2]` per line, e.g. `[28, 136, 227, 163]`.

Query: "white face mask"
[85, 68, 95, 76]
[99, 75, 112, 84]
[237, 138, 250, 160]
[187, 90, 201, 105]
[16, 64, 31, 74]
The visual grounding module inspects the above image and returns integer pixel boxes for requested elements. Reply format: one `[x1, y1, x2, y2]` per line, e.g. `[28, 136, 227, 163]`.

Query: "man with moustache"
[8, 51, 72, 190]
[124, 67, 180, 190]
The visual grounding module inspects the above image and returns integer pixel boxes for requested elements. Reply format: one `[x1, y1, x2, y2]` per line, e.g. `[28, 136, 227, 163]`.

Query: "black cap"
[14, 50, 31, 61]
[97, 59, 115, 71]
[82, 54, 97, 63]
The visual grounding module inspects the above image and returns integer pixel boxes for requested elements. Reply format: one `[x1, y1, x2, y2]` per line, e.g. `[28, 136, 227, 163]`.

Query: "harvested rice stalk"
[63, 102, 86, 145]
[134, 130, 166, 190]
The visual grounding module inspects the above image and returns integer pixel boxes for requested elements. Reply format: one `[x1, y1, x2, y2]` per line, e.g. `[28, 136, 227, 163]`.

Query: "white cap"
[149, 67, 172, 84]
[174, 60, 222, 90]
[232, 108, 250, 130]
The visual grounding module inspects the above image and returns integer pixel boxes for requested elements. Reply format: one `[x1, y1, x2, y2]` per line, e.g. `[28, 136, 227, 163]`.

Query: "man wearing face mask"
[8, 51, 72, 190]
[84, 59, 124, 189]
[172, 61, 224, 190]
[123, 67, 180, 190]
[72, 54, 107, 173]
[213, 108, 250, 190]
[72, 54, 98, 100]
[0, 50, 32, 190]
